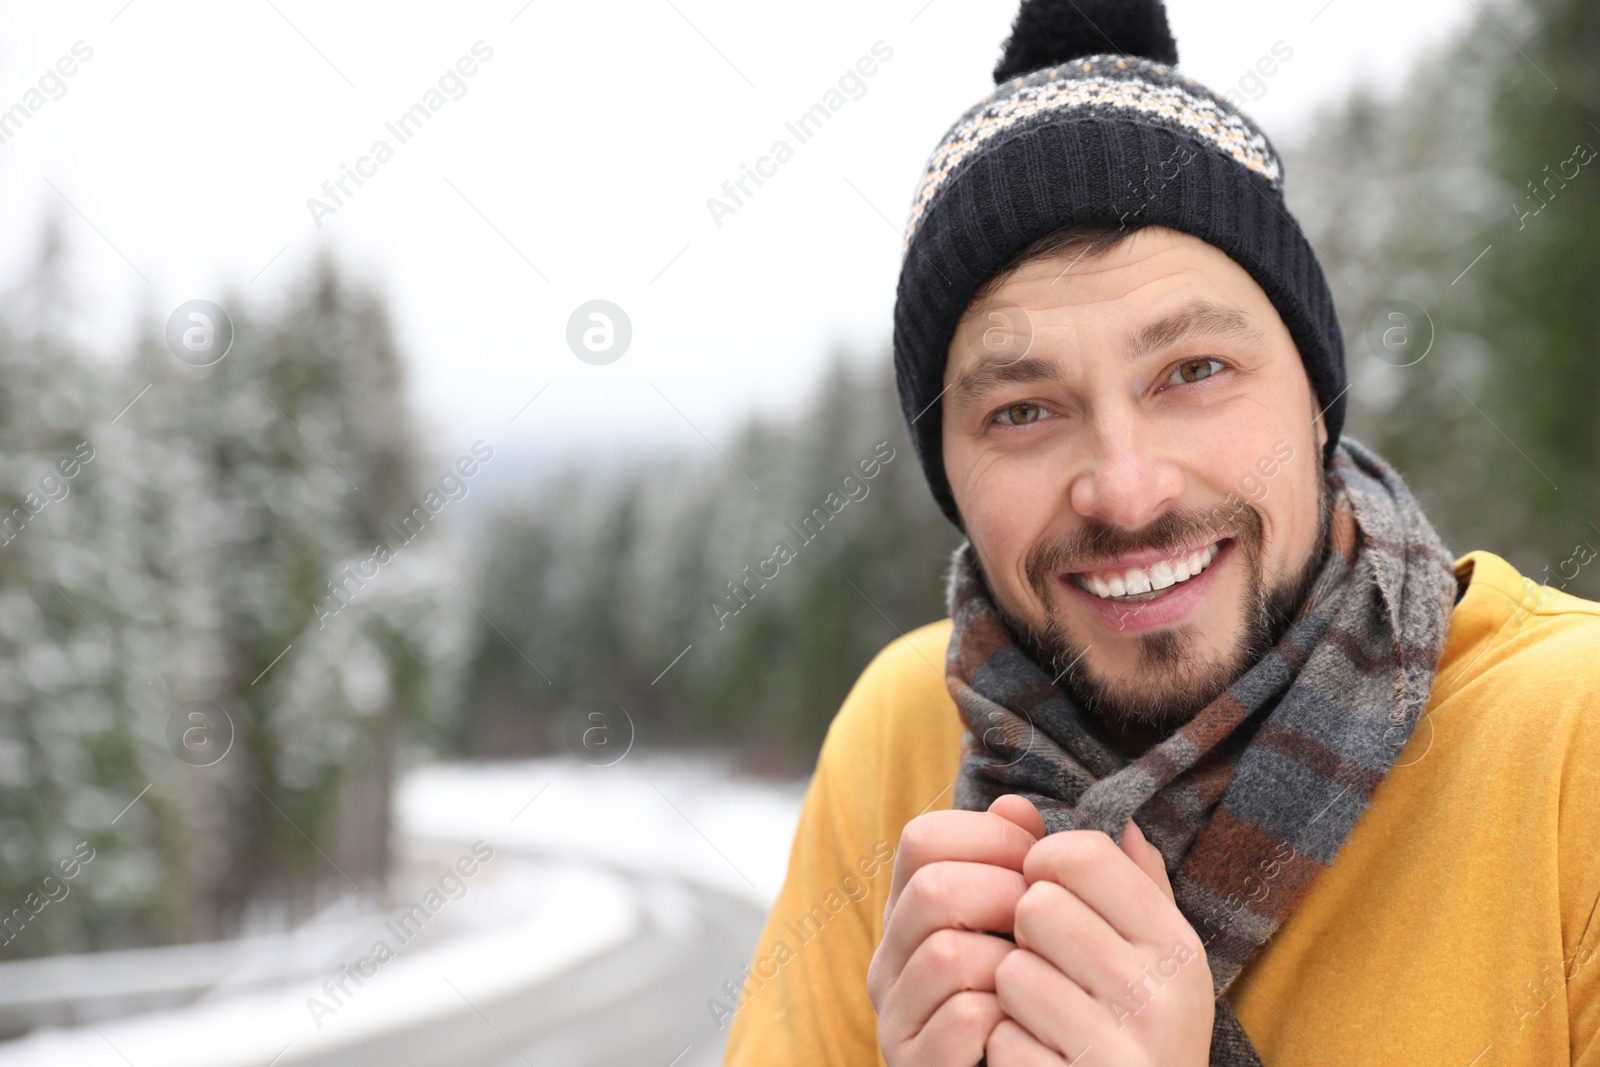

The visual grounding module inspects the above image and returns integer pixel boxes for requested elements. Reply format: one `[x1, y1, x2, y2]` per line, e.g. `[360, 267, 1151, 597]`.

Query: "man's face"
[940, 226, 1331, 738]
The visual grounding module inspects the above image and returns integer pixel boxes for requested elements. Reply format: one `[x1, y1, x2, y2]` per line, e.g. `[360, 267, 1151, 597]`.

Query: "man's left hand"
[985, 800, 1215, 1066]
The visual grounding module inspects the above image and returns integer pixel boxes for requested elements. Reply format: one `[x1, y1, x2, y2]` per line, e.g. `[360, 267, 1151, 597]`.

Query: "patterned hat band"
[904, 54, 1284, 245]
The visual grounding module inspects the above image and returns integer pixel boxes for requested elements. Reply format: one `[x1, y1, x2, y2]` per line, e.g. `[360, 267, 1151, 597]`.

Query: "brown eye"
[1170, 358, 1223, 385]
[996, 402, 1046, 425]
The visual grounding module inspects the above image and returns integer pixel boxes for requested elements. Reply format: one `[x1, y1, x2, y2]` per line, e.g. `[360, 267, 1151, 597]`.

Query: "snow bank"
[399, 756, 807, 906]
[0, 860, 635, 1067]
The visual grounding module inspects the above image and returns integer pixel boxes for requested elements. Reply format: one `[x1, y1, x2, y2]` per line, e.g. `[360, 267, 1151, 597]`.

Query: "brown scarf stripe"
[1178, 807, 1326, 907]
[944, 439, 1458, 1066]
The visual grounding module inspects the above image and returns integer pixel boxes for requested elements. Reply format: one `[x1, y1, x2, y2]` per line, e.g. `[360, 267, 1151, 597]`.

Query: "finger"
[880, 928, 1014, 1039]
[1119, 818, 1175, 903]
[893, 990, 1003, 1067]
[1023, 829, 1182, 950]
[873, 860, 1028, 994]
[886, 810, 1037, 916]
[988, 794, 1047, 840]
[994, 949, 1113, 1064]
[1011, 881, 1142, 1004]
[986, 1018, 1070, 1067]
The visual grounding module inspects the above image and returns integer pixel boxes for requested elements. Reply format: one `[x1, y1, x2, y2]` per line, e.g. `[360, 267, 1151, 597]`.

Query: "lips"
[1069, 541, 1223, 601]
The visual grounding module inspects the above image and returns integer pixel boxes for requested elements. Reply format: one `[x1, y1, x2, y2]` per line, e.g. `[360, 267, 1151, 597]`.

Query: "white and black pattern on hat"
[905, 55, 1283, 243]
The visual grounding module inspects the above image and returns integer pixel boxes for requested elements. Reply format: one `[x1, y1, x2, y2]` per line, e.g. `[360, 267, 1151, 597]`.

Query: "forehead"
[943, 227, 1275, 377]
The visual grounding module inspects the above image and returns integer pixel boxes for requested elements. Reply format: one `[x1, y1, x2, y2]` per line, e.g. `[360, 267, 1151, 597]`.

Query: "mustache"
[1023, 504, 1263, 595]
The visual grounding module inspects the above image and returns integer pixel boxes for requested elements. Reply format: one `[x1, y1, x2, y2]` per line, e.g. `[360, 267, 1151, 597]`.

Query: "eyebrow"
[946, 355, 1061, 411]
[945, 299, 1264, 411]
[1126, 299, 1263, 362]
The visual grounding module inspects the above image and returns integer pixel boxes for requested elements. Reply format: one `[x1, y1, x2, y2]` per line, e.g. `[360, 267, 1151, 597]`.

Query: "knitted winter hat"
[893, 0, 1346, 527]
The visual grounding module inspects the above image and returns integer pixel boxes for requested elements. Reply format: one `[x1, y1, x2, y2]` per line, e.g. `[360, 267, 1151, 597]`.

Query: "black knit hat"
[893, 0, 1346, 527]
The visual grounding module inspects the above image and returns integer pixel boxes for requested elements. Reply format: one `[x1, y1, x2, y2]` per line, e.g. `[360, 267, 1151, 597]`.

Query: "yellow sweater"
[721, 551, 1600, 1066]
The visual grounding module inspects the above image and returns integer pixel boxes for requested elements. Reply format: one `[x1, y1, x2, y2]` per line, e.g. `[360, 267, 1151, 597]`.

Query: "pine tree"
[458, 353, 957, 773]
[1286, 0, 1599, 597]
[1, 239, 455, 957]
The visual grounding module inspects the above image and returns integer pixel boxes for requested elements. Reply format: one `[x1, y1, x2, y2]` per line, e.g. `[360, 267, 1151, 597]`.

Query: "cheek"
[948, 451, 1059, 611]
[1251, 451, 1321, 578]
[1279, 465, 1325, 565]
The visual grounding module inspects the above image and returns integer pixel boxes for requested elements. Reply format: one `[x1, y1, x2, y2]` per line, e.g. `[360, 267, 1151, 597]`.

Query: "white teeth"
[1073, 542, 1223, 600]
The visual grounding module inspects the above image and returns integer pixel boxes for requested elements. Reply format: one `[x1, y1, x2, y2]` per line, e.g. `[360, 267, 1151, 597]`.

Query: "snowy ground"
[399, 756, 808, 905]
[0, 757, 805, 1067]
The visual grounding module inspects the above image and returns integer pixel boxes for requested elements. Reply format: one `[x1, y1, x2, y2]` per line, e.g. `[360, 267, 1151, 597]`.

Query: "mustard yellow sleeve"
[722, 622, 960, 1067]
[1553, 609, 1600, 1067]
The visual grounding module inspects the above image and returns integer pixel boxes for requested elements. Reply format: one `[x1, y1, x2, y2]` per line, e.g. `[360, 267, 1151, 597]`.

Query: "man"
[721, 1, 1600, 1064]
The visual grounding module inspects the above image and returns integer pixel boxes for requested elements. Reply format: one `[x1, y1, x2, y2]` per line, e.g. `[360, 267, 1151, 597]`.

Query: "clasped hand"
[865, 795, 1214, 1066]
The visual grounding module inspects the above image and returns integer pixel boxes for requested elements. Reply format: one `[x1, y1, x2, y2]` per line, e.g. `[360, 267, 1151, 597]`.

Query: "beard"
[984, 462, 1334, 738]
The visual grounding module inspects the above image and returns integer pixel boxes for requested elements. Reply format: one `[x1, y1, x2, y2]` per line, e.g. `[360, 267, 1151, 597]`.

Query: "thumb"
[1120, 818, 1175, 903]
[987, 794, 1046, 841]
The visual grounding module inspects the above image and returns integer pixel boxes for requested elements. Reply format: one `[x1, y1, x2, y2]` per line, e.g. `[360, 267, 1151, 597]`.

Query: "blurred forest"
[457, 0, 1600, 771]
[1289, 0, 1599, 590]
[0, 0, 1594, 959]
[455, 354, 958, 773]
[0, 244, 464, 959]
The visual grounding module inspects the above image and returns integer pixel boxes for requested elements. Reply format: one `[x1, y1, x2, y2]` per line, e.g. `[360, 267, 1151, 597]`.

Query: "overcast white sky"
[0, 0, 1472, 480]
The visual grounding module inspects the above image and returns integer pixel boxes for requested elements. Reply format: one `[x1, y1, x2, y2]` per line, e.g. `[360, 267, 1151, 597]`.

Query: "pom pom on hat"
[993, 0, 1179, 83]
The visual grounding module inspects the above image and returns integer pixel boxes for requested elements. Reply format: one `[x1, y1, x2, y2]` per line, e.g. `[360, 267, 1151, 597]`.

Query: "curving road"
[289, 860, 765, 1067]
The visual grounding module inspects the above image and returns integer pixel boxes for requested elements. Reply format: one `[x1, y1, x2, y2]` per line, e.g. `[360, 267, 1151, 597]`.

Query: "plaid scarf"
[946, 439, 1458, 1065]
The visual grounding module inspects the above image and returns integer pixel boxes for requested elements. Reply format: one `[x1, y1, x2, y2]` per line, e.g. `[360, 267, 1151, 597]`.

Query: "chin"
[1067, 618, 1252, 733]
[1005, 568, 1266, 735]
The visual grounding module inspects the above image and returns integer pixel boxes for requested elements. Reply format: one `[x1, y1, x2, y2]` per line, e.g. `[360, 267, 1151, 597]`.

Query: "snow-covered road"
[0, 758, 805, 1066]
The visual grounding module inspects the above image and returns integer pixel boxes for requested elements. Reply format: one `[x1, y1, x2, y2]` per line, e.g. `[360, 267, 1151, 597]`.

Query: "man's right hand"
[866, 796, 1046, 1066]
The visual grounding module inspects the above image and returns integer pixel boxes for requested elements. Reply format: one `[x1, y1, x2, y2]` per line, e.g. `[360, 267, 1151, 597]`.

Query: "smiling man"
[721, 1, 1600, 1065]
[939, 228, 1333, 755]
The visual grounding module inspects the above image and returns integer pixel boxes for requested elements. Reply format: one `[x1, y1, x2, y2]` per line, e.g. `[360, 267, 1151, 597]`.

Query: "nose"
[1066, 407, 1185, 528]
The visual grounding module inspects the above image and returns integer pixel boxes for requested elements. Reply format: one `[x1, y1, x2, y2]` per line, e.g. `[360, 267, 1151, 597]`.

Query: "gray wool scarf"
[945, 438, 1459, 1065]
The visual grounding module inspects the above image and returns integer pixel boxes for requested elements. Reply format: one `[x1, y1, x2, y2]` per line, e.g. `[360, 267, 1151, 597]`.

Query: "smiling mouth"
[1068, 540, 1225, 602]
